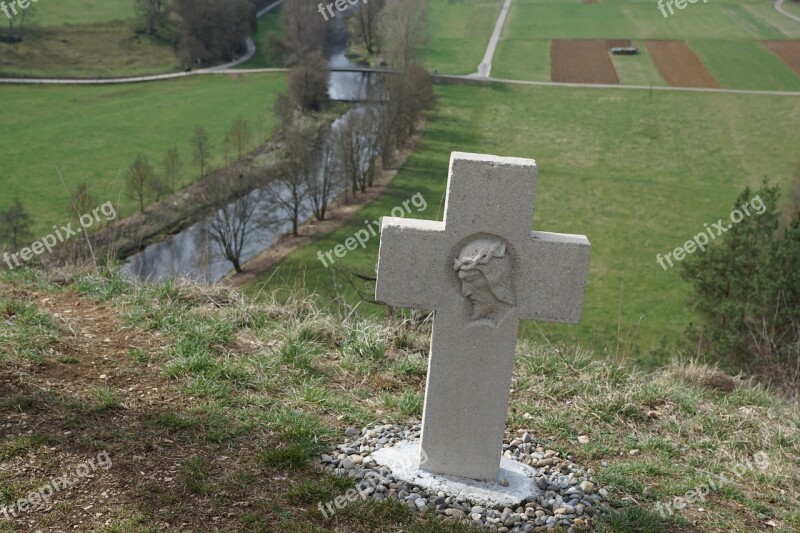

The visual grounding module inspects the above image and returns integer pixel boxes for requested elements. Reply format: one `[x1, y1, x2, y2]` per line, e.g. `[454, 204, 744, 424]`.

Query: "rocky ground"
[321, 425, 610, 532]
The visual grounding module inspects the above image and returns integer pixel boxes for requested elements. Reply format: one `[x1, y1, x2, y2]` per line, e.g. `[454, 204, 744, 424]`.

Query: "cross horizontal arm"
[375, 218, 449, 310]
[516, 231, 591, 324]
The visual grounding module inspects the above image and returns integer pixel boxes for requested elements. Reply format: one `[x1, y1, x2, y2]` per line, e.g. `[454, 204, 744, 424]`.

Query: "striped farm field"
[551, 40, 620, 84]
[645, 41, 721, 88]
[762, 41, 800, 75]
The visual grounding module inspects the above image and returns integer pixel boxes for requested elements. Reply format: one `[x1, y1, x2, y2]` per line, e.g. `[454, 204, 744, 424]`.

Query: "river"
[122, 31, 373, 284]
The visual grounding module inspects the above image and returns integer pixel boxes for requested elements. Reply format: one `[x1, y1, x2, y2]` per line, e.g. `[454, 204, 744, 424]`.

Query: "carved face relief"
[453, 238, 515, 326]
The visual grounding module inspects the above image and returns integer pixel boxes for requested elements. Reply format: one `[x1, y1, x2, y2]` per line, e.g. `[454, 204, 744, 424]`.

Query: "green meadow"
[246, 82, 800, 360]
[23, 0, 135, 26]
[0, 73, 287, 233]
[424, 0, 503, 74]
[494, 0, 800, 90]
[0, 0, 178, 78]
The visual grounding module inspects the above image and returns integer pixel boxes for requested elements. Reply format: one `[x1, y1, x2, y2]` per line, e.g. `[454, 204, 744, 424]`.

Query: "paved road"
[775, 0, 800, 23]
[476, 0, 512, 78]
[6, 67, 800, 97]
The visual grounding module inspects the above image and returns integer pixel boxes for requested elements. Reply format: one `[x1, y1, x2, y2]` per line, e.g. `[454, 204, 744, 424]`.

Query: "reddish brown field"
[645, 40, 720, 88]
[762, 41, 800, 75]
[551, 39, 620, 84]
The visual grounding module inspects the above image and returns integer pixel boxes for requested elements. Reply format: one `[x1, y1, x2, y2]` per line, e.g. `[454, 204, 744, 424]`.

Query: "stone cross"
[375, 152, 591, 481]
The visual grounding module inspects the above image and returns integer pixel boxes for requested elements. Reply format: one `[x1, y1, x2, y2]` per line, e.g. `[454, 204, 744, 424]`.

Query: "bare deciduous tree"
[280, 0, 327, 65]
[0, 198, 33, 253]
[126, 154, 154, 212]
[192, 126, 212, 178]
[307, 137, 339, 221]
[273, 91, 295, 129]
[371, 64, 435, 167]
[203, 174, 269, 274]
[351, 0, 385, 55]
[334, 110, 374, 195]
[226, 116, 252, 163]
[267, 126, 315, 236]
[164, 147, 183, 193]
[288, 52, 329, 113]
[67, 182, 96, 220]
[0, 1, 35, 42]
[379, 0, 428, 69]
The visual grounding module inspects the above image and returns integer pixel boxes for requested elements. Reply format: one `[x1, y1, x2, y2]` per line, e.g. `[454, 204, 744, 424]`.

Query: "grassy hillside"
[0, 73, 288, 234]
[0, 1, 180, 78]
[26, 0, 135, 26]
[245, 82, 800, 358]
[424, 0, 504, 75]
[0, 268, 797, 532]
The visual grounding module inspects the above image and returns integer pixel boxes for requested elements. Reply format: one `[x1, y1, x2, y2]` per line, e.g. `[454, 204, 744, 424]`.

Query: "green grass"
[0, 22, 180, 78]
[25, 0, 135, 26]
[0, 295, 60, 365]
[610, 40, 667, 86]
[689, 40, 800, 90]
[491, 39, 550, 81]
[0, 73, 287, 234]
[246, 82, 800, 358]
[2, 270, 798, 531]
[423, 0, 503, 74]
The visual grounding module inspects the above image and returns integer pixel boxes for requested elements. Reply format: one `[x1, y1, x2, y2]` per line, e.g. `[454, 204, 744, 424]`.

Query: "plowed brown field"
[645, 40, 720, 88]
[762, 41, 800, 75]
[551, 40, 620, 84]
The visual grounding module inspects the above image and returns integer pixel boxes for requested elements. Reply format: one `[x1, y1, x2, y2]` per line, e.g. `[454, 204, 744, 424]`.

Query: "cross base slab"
[372, 441, 540, 508]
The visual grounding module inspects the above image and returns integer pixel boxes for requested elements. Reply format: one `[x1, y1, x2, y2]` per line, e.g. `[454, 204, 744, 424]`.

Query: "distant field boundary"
[3, 68, 800, 97]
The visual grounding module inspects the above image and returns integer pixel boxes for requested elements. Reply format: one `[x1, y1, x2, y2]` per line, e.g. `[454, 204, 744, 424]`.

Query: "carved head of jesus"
[453, 238, 515, 326]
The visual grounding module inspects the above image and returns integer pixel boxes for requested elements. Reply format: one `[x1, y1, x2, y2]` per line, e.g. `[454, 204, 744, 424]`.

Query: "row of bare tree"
[204, 62, 435, 274]
[124, 117, 257, 213]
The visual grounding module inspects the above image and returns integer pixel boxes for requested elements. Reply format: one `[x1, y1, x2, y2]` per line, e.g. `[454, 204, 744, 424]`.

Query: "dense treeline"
[132, 0, 257, 66]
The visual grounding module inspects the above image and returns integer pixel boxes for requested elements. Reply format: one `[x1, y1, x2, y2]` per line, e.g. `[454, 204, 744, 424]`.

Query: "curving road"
[775, 0, 800, 23]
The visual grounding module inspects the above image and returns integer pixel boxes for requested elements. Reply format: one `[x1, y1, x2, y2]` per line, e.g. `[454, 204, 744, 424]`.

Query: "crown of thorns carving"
[453, 242, 507, 271]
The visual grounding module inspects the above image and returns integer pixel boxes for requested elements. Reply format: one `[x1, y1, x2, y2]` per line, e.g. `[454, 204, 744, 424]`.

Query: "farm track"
[645, 40, 721, 89]
[551, 40, 620, 85]
[762, 41, 800, 75]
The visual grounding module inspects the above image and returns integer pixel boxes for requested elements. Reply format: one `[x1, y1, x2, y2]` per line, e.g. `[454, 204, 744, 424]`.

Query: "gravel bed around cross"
[320, 425, 610, 532]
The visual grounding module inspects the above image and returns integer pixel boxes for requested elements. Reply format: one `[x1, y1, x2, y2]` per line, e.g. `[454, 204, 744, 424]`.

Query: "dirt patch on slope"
[762, 40, 800, 75]
[551, 40, 620, 84]
[645, 40, 720, 88]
